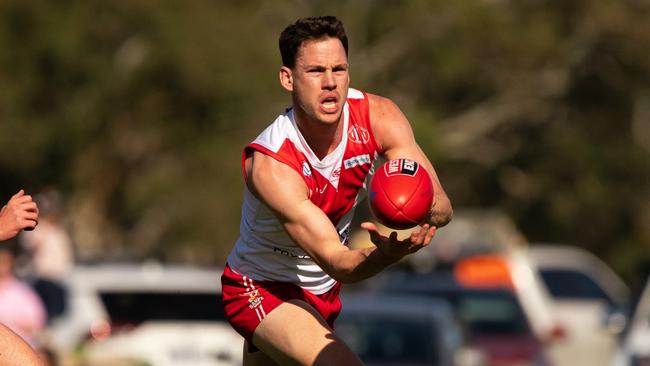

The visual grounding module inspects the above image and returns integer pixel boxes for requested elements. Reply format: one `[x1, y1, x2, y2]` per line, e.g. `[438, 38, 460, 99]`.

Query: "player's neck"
[294, 113, 343, 160]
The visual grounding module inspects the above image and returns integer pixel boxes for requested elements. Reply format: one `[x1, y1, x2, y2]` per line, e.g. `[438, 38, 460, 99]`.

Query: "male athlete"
[221, 16, 452, 366]
[0, 189, 43, 366]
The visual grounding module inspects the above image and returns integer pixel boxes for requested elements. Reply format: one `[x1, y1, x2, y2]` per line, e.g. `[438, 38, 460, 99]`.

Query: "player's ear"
[279, 66, 293, 92]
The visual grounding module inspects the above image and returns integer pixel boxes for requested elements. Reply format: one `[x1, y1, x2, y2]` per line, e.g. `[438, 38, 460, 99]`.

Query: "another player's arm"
[0, 190, 39, 241]
[369, 94, 453, 228]
[0, 324, 44, 366]
[245, 152, 434, 283]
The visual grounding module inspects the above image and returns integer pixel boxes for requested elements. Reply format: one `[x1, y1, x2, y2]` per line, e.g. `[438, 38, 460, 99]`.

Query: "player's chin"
[316, 110, 341, 123]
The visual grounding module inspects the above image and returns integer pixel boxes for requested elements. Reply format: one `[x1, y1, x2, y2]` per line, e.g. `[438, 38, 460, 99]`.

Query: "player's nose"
[322, 70, 336, 90]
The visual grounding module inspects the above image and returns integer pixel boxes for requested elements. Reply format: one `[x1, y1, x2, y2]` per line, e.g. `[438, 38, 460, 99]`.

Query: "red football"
[368, 159, 434, 230]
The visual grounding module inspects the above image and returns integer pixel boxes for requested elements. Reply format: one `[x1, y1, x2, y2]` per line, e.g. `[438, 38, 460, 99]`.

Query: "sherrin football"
[368, 159, 434, 230]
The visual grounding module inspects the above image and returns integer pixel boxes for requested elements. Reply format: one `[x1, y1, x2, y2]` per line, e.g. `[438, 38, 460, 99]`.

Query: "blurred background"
[1, 1, 649, 365]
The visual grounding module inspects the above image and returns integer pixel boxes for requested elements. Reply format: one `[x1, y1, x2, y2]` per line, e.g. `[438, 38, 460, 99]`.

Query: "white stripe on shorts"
[243, 275, 266, 321]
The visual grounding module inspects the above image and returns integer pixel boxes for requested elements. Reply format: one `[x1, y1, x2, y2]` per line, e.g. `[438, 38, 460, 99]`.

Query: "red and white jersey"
[227, 88, 381, 294]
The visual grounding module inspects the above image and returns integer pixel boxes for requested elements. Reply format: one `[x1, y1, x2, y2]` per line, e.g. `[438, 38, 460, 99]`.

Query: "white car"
[612, 273, 650, 366]
[48, 262, 243, 366]
[528, 244, 631, 366]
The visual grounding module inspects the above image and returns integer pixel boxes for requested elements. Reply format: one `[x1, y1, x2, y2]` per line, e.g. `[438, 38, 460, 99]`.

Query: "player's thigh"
[252, 299, 363, 366]
[242, 340, 280, 366]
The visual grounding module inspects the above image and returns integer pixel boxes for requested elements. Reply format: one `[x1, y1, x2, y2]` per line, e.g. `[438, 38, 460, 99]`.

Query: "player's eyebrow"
[306, 65, 326, 71]
[304, 63, 349, 71]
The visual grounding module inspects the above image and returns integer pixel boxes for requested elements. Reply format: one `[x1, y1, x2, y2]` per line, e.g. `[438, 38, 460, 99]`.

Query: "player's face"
[281, 37, 350, 126]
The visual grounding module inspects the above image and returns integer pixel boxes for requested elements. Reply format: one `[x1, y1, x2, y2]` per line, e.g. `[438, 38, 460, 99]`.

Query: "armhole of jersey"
[360, 91, 383, 154]
[241, 147, 251, 183]
[243, 143, 303, 183]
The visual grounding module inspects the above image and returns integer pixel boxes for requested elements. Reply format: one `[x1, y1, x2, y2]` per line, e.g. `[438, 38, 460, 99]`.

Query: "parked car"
[47, 262, 242, 366]
[611, 273, 650, 366]
[349, 212, 561, 344]
[353, 258, 553, 366]
[336, 292, 466, 366]
[528, 244, 631, 366]
[463, 250, 562, 344]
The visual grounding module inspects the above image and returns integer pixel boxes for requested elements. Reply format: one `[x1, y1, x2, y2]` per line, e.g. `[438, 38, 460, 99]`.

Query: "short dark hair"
[279, 16, 348, 69]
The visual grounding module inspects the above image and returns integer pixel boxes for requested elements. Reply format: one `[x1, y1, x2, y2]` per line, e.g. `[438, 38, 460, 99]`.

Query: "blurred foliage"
[0, 0, 649, 285]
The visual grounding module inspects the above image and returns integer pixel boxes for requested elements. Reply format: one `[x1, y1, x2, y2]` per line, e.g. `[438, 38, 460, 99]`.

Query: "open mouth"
[320, 96, 338, 112]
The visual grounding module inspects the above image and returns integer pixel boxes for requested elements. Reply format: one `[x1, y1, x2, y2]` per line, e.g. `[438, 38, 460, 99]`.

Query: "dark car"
[336, 292, 464, 366]
[354, 267, 551, 366]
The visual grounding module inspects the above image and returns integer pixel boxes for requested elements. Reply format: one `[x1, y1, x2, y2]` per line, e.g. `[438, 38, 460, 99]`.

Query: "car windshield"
[336, 315, 437, 365]
[539, 269, 611, 302]
[372, 269, 531, 336]
[456, 292, 529, 335]
[100, 292, 226, 323]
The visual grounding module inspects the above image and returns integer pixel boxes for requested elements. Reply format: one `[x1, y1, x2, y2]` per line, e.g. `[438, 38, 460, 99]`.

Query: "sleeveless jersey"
[226, 88, 381, 294]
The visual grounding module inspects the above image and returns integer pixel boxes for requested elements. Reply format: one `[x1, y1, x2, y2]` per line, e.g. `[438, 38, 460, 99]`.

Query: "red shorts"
[220, 264, 342, 350]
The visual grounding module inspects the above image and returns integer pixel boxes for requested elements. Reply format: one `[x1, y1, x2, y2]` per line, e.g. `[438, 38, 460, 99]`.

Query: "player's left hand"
[361, 221, 436, 260]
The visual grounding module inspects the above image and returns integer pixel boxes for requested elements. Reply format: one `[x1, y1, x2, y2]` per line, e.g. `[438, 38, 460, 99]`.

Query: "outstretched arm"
[0, 190, 39, 242]
[369, 94, 453, 227]
[246, 152, 435, 283]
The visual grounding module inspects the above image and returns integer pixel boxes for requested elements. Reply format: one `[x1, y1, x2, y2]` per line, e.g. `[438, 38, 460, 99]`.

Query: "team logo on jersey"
[348, 125, 370, 144]
[344, 154, 371, 169]
[332, 167, 341, 179]
[385, 159, 418, 176]
[302, 161, 312, 177]
[241, 289, 264, 309]
[273, 246, 311, 259]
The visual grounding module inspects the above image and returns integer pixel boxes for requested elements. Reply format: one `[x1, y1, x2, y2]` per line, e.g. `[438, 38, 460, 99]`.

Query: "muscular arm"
[369, 94, 453, 227]
[246, 152, 435, 283]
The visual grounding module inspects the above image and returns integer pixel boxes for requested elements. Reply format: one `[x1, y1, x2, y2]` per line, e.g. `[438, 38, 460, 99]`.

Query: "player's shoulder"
[365, 92, 403, 119]
[347, 88, 391, 104]
[364, 92, 412, 153]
